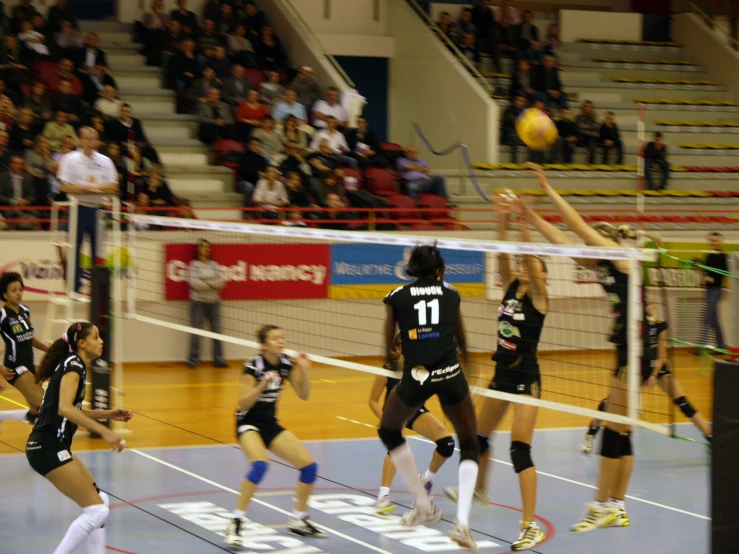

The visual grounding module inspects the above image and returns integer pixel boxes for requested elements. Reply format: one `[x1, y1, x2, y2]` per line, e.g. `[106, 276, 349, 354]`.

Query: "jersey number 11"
[414, 299, 439, 326]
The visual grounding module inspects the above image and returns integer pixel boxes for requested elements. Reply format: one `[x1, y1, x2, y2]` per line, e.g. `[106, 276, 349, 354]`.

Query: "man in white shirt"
[57, 126, 119, 293]
[312, 86, 347, 129]
[309, 117, 356, 168]
[93, 84, 122, 120]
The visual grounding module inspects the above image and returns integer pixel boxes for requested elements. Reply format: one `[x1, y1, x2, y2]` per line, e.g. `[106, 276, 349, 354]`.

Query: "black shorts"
[489, 366, 541, 398]
[406, 406, 429, 430]
[613, 349, 673, 384]
[26, 433, 74, 477]
[236, 418, 286, 448]
[6, 364, 33, 386]
[394, 360, 469, 409]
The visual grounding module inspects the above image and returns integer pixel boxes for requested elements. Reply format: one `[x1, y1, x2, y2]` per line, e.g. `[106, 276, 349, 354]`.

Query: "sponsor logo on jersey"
[430, 363, 461, 382]
[498, 338, 518, 351]
[498, 321, 521, 339]
[411, 366, 429, 385]
[11, 323, 23, 334]
[409, 328, 441, 341]
[57, 450, 71, 462]
[517, 384, 525, 392]
[408, 329, 418, 340]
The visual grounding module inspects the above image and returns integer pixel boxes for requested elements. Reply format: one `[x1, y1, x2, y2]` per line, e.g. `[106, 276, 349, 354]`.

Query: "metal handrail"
[688, 1, 739, 51]
[404, 0, 496, 97]
[278, 0, 356, 88]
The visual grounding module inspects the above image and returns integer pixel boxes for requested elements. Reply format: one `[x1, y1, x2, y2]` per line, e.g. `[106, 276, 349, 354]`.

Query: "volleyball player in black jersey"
[581, 291, 712, 453]
[520, 163, 659, 533]
[447, 200, 549, 551]
[369, 334, 455, 513]
[225, 325, 326, 547]
[25, 322, 131, 554]
[380, 244, 479, 550]
[0, 272, 49, 428]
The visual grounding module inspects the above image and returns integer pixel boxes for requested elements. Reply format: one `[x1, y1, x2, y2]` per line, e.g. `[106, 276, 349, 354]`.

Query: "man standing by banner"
[700, 232, 727, 351]
[57, 127, 119, 294]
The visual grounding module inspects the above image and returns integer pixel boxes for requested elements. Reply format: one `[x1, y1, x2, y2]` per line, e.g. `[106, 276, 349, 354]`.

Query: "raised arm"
[289, 353, 311, 401]
[497, 201, 515, 290]
[520, 215, 548, 314]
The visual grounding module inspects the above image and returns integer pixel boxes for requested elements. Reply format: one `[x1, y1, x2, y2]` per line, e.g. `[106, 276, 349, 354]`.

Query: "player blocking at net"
[379, 244, 480, 551]
[225, 325, 327, 547]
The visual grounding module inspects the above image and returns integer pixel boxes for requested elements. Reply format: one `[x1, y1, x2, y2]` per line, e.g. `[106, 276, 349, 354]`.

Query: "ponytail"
[36, 321, 95, 384]
[593, 222, 663, 248]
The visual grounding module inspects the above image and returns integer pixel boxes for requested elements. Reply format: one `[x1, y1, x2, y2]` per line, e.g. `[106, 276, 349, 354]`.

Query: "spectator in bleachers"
[171, 38, 199, 112]
[575, 100, 598, 164]
[54, 19, 84, 57]
[436, 11, 458, 45]
[139, 165, 177, 213]
[238, 136, 268, 204]
[0, 78, 18, 106]
[47, 0, 76, 35]
[277, 114, 309, 151]
[31, 12, 48, 35]
[52, 79, 87, 125]
[495, 0, 519, 52]
[345, 115, 382, 169]
[279, 137, 311, 182]
[141, 0, 169, 56]
[456, 8, 476, 41]
[9, 107, 35, 152]
[222, 64, 251, 106]
[170, 0, 198, 35]
[0, 155, 38, 229]
[43, 110, 77, 151]
[271, 87, 307, 122]
[0, 130, 11, 169]
[76, 32, 107, 73]
[313, 86, 347, 129]
[82, 63, 118, 105]
[516, 10, 538, 52]
[18, 19, 49, 57]
[11, 0, 37, 32]
[55, 134, 76, 157]
[307, 139, 338, 194]
[251, 115, 282, 162]
[202, 0, 221, 21]
[259, 69, 283, 105]
[198, 19, 223, 60]
[459, 32, 480, 67]
[320, 192, 355, 230]
[285, 170, 316, 215]
[107, 104, 158, 163]
[214, 2, 234, 37]
[501, 93, 525, 164]
[48, 58, 82, 95]
[188, 66, 222, 114]
[227, 24, 257, 67]
[544, 23, 562, 55]
[256, 24, 287, 72]
[198, 87, 234, 145]
[310, 116, 356, 168]
[88, 111, 107, 144]
[94, 84, 123, 120]
[645, 132, 669, 190]
[0, 34, 30, 96]
[253, 164, 288, 220]
[290, 66, 321, 110]
[235, 88, 269, 139]
[509, 57, 536, 103]
[25, 135, 53, 200]
[105, 142, 126, 182]
[536, 54, 567, 111]
[554, 107, 578, 164]
[599, 111, 623, 165]
[208, 44, 232, 80]
[243, 1, 266, 41]
[317, 169, 347, 205]
[161, 20, 187, 73]
[397, 146, 449, 201]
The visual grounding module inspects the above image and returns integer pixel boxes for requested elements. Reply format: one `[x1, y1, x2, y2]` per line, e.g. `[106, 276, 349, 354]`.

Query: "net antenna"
[129, 214, 665, 434]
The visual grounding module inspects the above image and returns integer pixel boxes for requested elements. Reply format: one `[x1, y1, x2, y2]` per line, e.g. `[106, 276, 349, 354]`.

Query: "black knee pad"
[435, 436, 456, 458]
[459, 441, 479, 464]
[620, 431, 633, 457]
[477, 433, 490, 455]
[597, 397, 608, 412]
[378, 426, 405, 452]
[600, 427, 622, 459]
[674, 396, 697, 419]
[510, 441, 534, 473]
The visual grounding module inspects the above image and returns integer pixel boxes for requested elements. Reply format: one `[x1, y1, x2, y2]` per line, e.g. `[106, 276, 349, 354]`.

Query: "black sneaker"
[288, 516, 327, 538]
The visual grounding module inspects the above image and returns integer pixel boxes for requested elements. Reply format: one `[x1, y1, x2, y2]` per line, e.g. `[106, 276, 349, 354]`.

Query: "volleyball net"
[118, 213, 691, 435]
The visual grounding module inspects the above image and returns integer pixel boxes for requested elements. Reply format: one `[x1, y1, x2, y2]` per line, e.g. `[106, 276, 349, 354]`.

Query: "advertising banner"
[329, 244, 485, 299]
[642, 241, 738, 288]
[164, 243, 330, 301]
[0, 242, 65, 300]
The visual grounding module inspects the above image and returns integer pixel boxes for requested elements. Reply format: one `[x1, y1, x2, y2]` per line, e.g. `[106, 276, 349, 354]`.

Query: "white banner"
[0, 239, 65, 300]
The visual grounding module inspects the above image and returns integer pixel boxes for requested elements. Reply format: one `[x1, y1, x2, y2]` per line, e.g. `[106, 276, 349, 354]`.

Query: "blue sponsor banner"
[329, 244, 485, 299]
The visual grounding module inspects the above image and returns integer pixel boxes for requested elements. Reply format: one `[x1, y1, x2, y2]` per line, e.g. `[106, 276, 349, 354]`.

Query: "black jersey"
[237, 354, 293, 423]
[644, 317, 668, 368]
[493, 280, 545, 372]
[32, 354, 87, 448]
[0, 305, 35, 371]
[384, 278, 461, 370]
[594, 260, 631, 345]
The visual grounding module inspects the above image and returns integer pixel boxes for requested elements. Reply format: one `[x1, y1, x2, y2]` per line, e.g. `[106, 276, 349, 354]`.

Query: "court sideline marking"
[130, 448, 395, 554]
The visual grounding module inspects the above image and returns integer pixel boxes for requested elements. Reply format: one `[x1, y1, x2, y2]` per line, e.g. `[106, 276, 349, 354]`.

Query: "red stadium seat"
[364, 167, 397, 196]
[387, 194, 417, 220]
[417, 193, 460, 227]
[32, 60, 58, 86]
[379, 141, 405, 162]
[213, 139, 245, 165]
[244, 68, 265, 89]
[339, 166, 363, 189]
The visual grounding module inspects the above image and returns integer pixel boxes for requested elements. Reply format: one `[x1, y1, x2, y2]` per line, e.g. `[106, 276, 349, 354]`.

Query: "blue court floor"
[0, 426, 709, 553]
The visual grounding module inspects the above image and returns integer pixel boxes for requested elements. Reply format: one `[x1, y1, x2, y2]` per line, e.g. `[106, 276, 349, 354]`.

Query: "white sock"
[456, 460, 479, 527]
[379, 486, 390, 498]
[593, 500, 606, 510]
[293, 510, 309, 520]
[86, 527, 105, 553]
[609, 498, 625, 510]
[54, 505, 108, 554]
[0, 409, 29, 422]
[232, 509, 246, 519]
[422, 469, 436, 482]
[388, 443, 428, 509]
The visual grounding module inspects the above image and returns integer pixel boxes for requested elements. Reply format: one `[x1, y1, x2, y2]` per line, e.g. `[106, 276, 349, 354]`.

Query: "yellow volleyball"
[515, 108, 559, 151]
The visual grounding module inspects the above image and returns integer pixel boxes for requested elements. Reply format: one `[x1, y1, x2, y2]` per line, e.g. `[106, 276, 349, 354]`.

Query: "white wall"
[387, 0, 499, 167]
[288, 0, 389, 36]
[560, 10, 643, 43]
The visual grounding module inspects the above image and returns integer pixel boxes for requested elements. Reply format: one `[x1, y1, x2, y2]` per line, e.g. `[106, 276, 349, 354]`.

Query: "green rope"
[668, 337, 731, 356]
[658, 251, 737, 279]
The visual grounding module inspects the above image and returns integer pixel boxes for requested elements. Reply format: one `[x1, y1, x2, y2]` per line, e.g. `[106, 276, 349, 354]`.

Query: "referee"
[57, 127, 119, 294]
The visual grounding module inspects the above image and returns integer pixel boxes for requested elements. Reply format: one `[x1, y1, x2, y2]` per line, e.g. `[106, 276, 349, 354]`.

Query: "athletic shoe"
[607, 508, 630, 528]
[224, 517, 245, 546]
[580, 434, 595, 454]
[401, 500, 442, 527]
[449, 521, 478, 551]
[420, 473, 433, 495]
[288, 516, 328, 538]
[570, 503, 619, 533]
[511, 520, 545, 551]
[376, 495, 395, 514]
[443, 487, 489, 506]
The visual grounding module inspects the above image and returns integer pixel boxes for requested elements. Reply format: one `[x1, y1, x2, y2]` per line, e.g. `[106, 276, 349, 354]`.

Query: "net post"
[637, 102, 645, 214]
[110, 197, 125, 430]
[627, 247, 643, 422]
[66, 196, 79, 302]
[126, 201, 137, 318]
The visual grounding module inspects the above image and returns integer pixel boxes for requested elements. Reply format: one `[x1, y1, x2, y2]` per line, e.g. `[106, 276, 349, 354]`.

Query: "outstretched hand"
[524, 162, 549, 188]
[295, 352, 312, 370]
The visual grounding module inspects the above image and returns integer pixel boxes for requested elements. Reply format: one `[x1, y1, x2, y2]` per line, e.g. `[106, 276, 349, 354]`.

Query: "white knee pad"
[98, 491, 110, 509]
[81, 504, 109, 533]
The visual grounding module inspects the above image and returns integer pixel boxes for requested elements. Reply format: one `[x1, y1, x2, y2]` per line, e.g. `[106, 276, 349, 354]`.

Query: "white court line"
[408, 436, 710, 521]
[129, 449, 394, 554]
